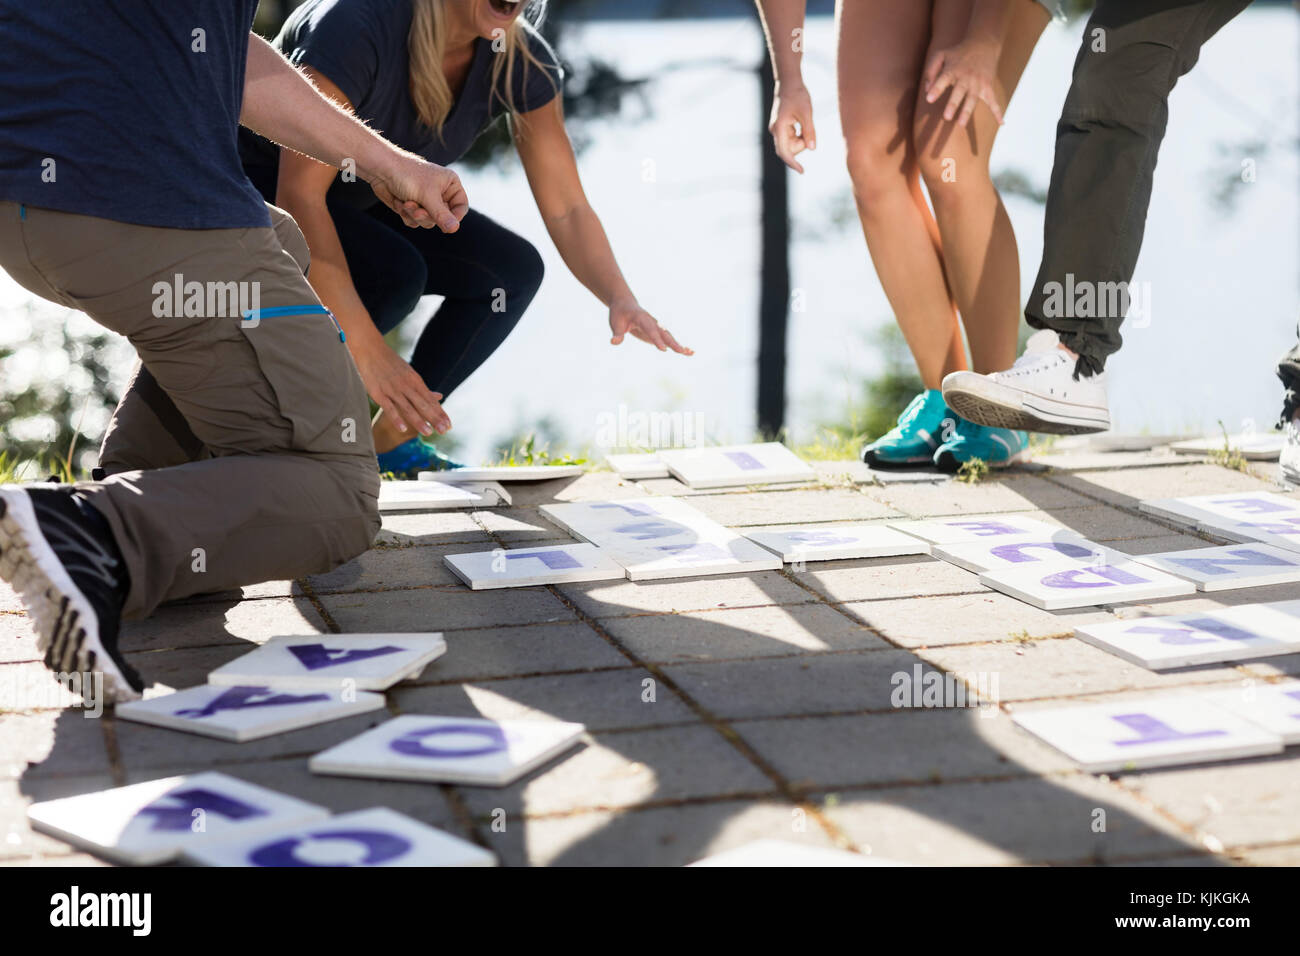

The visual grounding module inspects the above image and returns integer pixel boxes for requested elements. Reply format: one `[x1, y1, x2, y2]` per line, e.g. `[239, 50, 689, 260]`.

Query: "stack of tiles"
[27, 773, 331, 865]
[1140, 491, 1300, 552]
[378, 479, 510, 512]
[116, 634, 446, 741]
[1073, 601, 1300, 669]
[605, 453, 669, 480]
[443, 542, 626, 589]
[742, 523, 929, 563]
[540, 497, 781, 580]
[28, 776, 497, 867]
[657, 442, 815, 489]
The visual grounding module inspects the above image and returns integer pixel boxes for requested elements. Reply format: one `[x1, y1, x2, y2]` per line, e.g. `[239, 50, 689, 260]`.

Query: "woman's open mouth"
[487, 0, 521, 21]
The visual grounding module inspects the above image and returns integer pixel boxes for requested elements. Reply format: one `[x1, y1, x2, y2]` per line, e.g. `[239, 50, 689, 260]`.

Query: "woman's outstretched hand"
[351, 337, 452, 437]
[768, 82, 817, 174]
[923, 38, 1004, 128]
[609, 297, 693, 355]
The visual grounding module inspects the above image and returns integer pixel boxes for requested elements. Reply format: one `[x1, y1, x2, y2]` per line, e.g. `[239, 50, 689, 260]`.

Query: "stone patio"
[3, 450, 1298, 867]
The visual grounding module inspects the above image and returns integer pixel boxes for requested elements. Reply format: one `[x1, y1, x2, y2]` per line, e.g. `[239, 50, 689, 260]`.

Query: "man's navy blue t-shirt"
[240, 0, 563, 211]
[0, 0, 270, 230]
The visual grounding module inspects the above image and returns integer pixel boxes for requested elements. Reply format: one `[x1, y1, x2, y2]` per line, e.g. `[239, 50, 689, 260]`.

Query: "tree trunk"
[756, 54, 790, 440]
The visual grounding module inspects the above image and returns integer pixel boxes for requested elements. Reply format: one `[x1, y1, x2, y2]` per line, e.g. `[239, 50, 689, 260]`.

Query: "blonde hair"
[408, 0, 557, 139]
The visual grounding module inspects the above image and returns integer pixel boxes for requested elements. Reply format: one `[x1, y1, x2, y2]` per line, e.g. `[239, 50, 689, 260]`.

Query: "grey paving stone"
[1109, 581, 1300, 618]
[683, 489, 900, 527]
[481, 798, 838, 867]
[634, 477, 708, 496]
[1106, 533, 1220, 556]
[598, 604, 886, 663]
[1051, 463, 1276, 508]
[473, 507, 572, 541]
[1, 775, 119, 862]
[561, 571, 817, 618]
[1002, 505, 1177, 543]
[858, 468, 950, 485]
[391, 667, 692, 732]
[317, 585, 576, 632]
[812, 460, 872, 484]
[661, 649, 935, 720]
[125, 642, 254, 693]
[456, 725, 776, 819]
[425, 622, 630, 682]
[0, 612, 38, 664]
[187, 758, 470, 840]
[375, 509, 491, 547]
[304, 544, 461, 592]
[844, 592, 1111, 648]
[110, 708, 390, 775]
[733, 709, 1075, 790]
[119, 596, 327, 654]
[920, 637, 1244, 703]
[799, 554, 985, 604]
[0, 709, 111, 780]
[1028, 450, 1184, 473]
[819, 774, 1202, 865]
[1240, 653, 1300, 680]
[1116, 750, 1300, 849]
[864, 475, 1094, 518]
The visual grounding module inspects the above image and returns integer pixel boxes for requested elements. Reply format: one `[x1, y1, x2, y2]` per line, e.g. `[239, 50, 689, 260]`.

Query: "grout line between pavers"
[526, 575, 860, 851]
[293, 577, 342, 634]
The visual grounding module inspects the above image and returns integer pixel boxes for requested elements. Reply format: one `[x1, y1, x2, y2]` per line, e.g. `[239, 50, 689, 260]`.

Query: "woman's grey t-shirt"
[240, 0, 563, 209]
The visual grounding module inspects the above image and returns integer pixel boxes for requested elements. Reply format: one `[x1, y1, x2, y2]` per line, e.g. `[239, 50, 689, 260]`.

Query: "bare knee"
[913, 119, 993, 213]
[844, 138, 913, 212]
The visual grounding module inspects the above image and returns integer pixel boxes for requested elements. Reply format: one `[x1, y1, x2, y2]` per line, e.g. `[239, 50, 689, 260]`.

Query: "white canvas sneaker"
[1281, 420, 1300, 488]
[941, 330, 1112, 435]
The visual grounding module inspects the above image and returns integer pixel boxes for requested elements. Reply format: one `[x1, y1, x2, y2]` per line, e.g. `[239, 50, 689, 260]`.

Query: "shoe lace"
[892, 392, 937, 433]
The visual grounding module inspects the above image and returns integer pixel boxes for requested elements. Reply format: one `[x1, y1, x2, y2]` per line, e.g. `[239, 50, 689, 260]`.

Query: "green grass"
[1207, 420, 1250, 473]
[955, 457, 990, 484]
[0, 450, 78, 485]
[491, 433, 588, 468]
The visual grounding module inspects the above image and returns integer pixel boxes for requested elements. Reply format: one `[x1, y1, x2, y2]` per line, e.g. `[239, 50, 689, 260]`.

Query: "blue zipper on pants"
[241, 304, 346, 342]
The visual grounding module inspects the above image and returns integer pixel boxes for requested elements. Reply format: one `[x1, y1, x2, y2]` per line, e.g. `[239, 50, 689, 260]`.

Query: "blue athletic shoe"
[862, 389, 955, 468]
[376, 437, 464, 478]
[932, 417, 1028, 473]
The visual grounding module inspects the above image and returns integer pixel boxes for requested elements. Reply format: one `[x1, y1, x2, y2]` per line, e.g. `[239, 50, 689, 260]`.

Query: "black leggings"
[249, 170, 542, 401]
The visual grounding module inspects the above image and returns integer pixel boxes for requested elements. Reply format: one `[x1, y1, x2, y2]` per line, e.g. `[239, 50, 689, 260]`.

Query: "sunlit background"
[2, 0, 1296, 474]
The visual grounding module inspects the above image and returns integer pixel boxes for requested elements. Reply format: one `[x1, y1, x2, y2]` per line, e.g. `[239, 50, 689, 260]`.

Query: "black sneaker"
[0, 485, 142, 702]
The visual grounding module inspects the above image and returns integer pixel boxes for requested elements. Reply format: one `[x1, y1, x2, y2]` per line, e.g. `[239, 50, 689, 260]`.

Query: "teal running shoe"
[932, 417, 1028, 473]
[862, 389, 955, 468]
[376, 437, 464, 478]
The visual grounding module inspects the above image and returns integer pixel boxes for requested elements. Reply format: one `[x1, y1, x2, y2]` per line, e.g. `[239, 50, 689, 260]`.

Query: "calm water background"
[2, 9, 1296, 465]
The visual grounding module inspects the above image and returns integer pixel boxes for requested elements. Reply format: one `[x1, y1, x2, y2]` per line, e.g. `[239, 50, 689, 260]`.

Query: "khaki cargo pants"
[0, 201, 380, 619]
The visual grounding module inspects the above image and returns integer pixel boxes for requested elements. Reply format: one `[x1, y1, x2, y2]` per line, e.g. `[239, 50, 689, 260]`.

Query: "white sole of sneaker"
[943, 374, 1110, 436]
[0, 488, 139, 703]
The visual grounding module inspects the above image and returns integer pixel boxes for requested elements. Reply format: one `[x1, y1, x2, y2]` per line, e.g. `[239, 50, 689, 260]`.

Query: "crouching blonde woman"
[241, 0, 691, 475]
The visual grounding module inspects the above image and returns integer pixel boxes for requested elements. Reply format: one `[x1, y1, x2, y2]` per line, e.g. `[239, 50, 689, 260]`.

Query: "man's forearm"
[755, 0, 808, 86]
[240, 33, 398, 184]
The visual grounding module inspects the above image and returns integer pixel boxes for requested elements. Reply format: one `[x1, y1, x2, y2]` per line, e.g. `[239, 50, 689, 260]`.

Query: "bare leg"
[837, 0, 963, 391]
[915, 0, 1050, 374]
